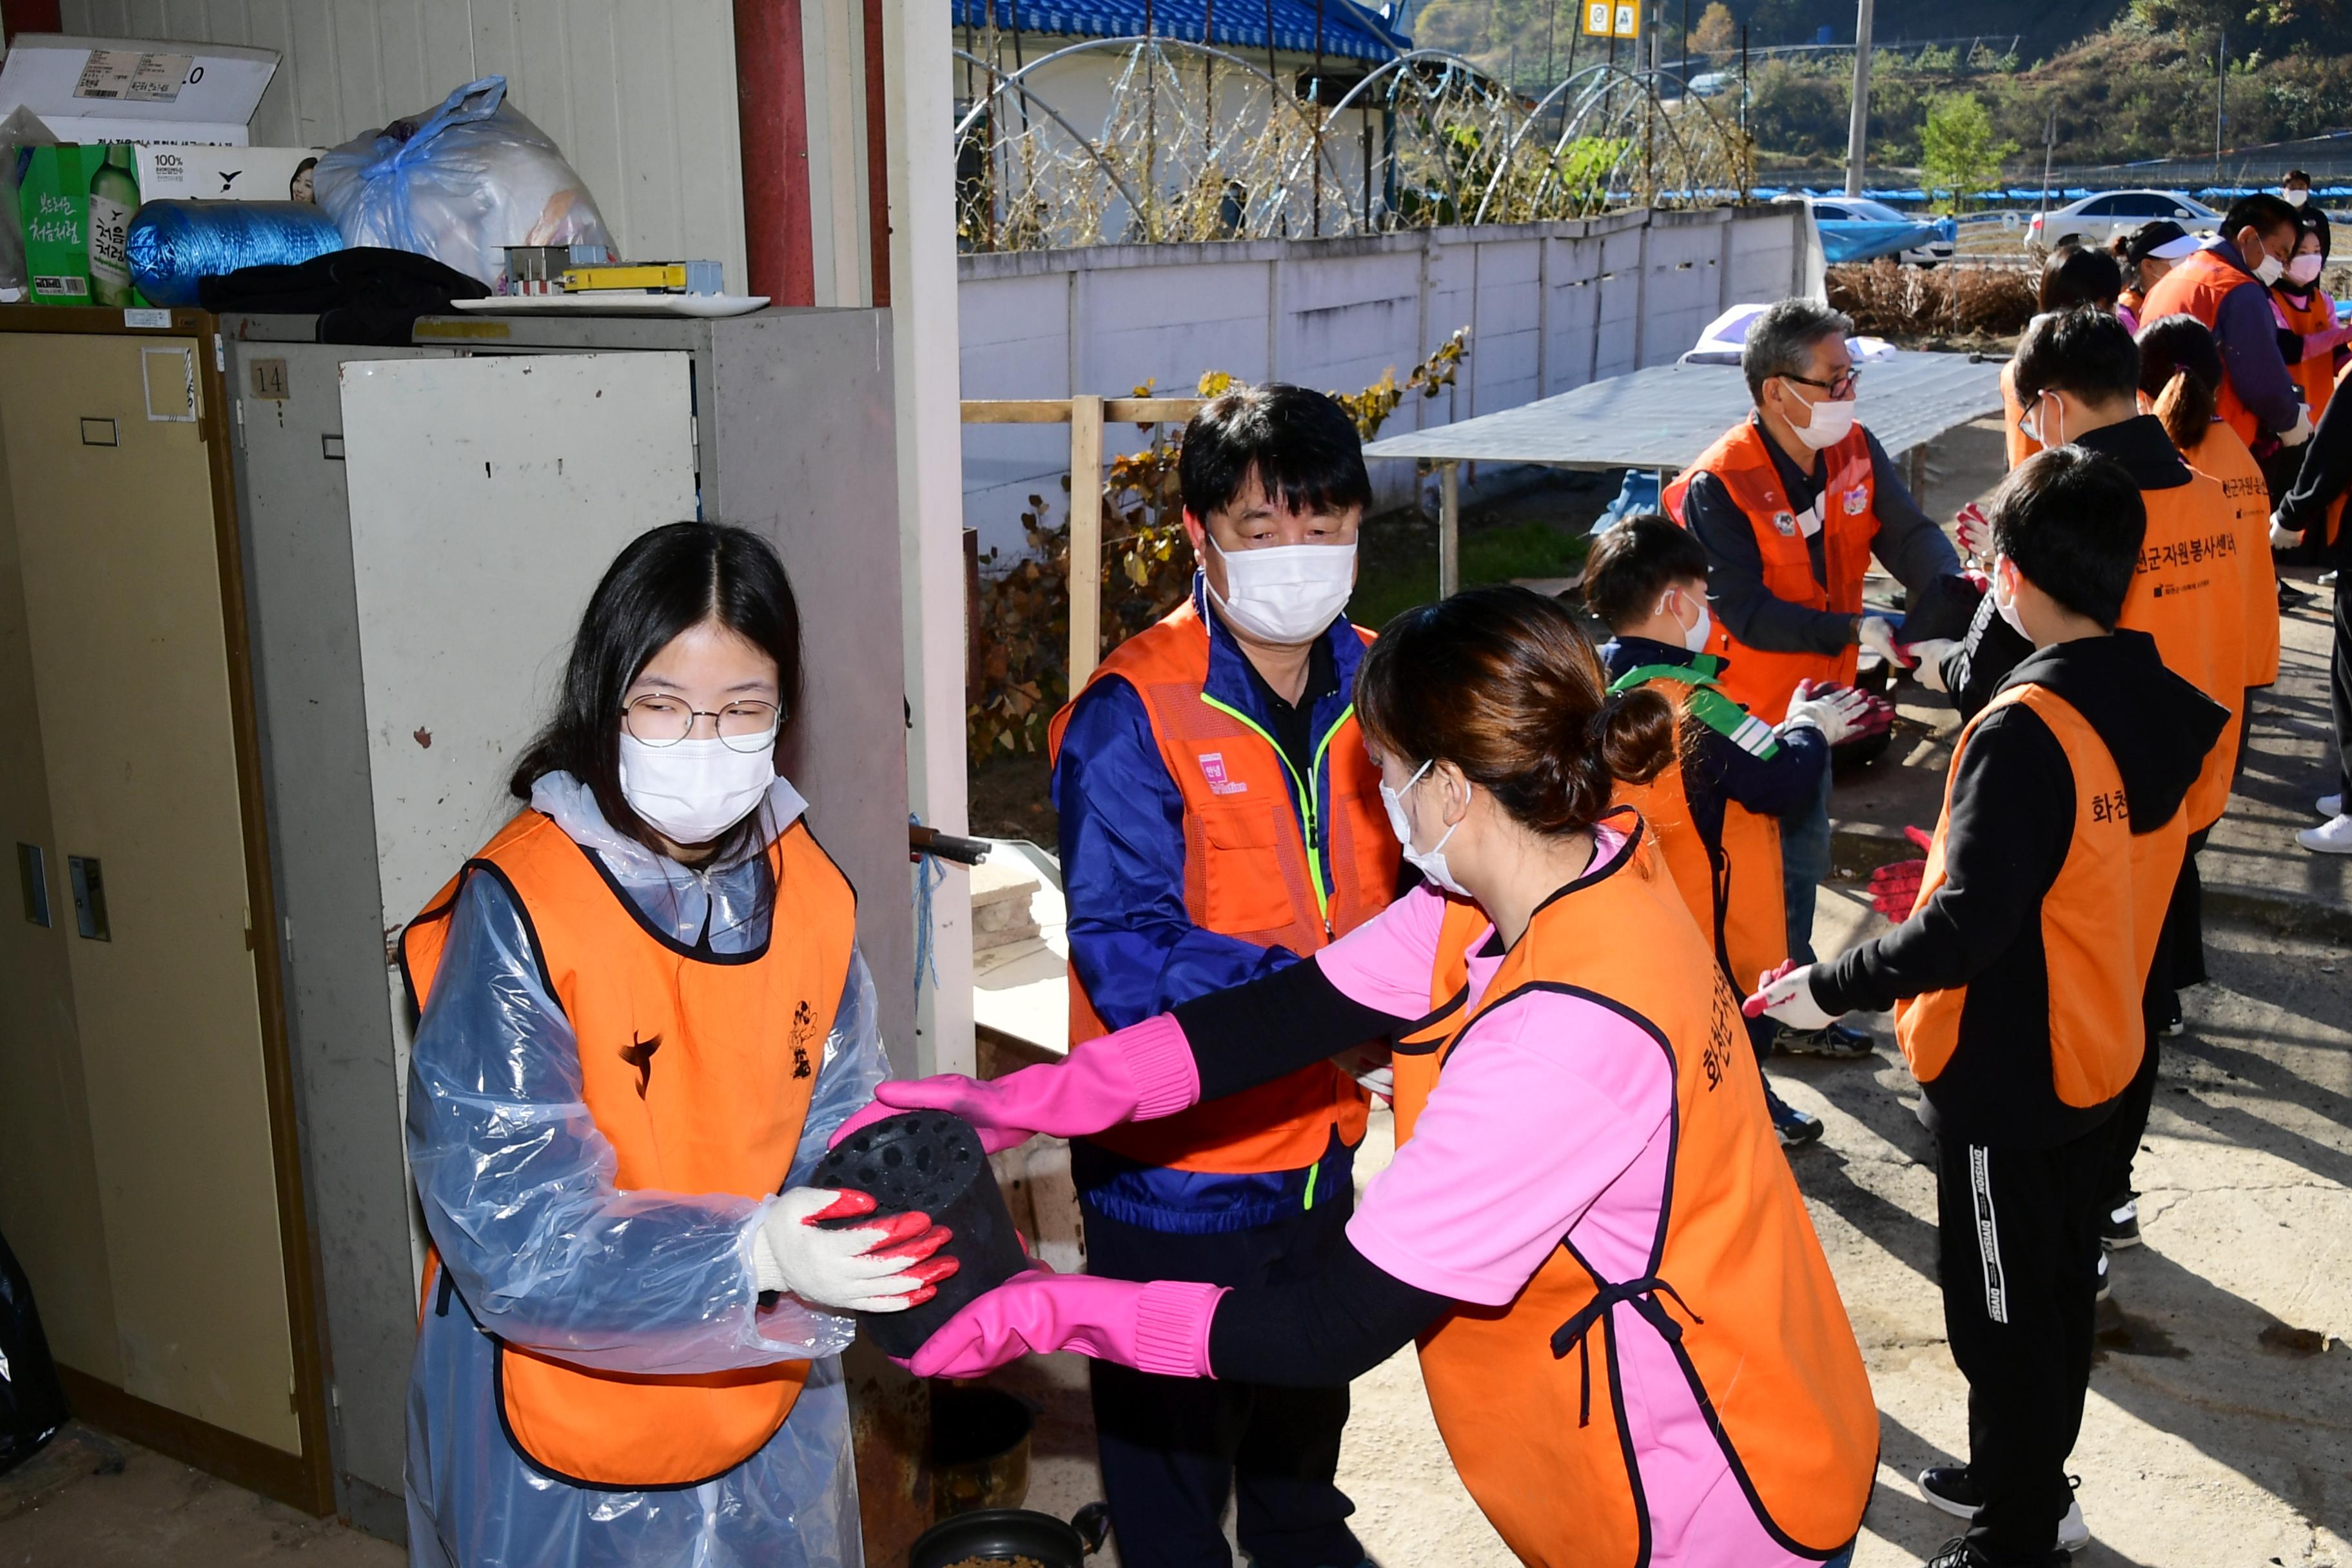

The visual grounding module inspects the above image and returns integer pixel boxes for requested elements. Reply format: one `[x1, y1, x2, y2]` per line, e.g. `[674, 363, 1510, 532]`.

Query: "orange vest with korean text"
[1607, 669, 1790, 994]
[2171, 411, 2281, 687]
[1044, 600, 1393, 1173]
[1387, 819, 1876, 1568]
[2275, 284, 2338, 420]
[1896, 685, 2182, 1106]
[2141, 248, 2266, 446]
[2117, 472, 2245, 830]
[401, 810, 852, 1489]
[1663, 419, 1875, 724]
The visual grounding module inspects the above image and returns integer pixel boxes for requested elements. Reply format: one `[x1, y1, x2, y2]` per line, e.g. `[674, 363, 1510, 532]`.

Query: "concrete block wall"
[958, 204, 1806, 562]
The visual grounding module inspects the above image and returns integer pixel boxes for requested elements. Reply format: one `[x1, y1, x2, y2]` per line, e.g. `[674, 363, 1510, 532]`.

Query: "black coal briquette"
[810, 1110, 1029, 1359]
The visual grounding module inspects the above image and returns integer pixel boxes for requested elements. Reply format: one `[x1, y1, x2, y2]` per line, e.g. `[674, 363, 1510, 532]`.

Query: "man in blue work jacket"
[1043, 383, 1399, 1568]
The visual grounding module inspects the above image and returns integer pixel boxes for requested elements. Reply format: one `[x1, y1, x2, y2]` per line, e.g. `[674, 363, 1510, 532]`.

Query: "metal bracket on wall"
[66, 854, 109, 941]
[16, 842, 49, 927]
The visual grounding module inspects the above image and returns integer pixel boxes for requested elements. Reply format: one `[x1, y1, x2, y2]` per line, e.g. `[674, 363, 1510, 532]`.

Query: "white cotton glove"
[2280, 406, 2316, 448]
[2271, 513, 2307, 551]
[1333, 1043, 1395, 1105]
[1857, 615, 1908, 669]
[1781, 685, 1876, 747]
[751, 1186, 956, 1313]
[1745, 963, 1837, 1032]
[1905, 638, 1959, 694]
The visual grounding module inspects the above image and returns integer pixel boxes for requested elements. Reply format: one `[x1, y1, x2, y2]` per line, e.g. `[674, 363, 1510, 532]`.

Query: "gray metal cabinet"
[221, 308, 908, 1537]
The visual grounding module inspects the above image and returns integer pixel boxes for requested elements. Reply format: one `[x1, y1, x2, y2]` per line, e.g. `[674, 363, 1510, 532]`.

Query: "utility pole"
[1844, 0, 1875, 197]
[2214, 28, 2226, 183]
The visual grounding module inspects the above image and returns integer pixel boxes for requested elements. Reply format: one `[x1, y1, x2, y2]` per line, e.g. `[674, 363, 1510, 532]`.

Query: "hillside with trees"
[1404, 0, 2352, 173]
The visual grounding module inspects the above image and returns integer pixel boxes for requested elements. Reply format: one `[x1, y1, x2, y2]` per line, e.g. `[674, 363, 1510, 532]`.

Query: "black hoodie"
[1814, 629, 2230, 1146]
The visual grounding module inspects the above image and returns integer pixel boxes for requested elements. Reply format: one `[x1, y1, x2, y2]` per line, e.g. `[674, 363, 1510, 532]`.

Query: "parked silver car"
[2026, 190, 2220, 253]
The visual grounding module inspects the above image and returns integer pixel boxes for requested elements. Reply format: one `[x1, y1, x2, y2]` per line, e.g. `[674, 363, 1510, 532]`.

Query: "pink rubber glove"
[1867, 826, 1935, 919]
[900, 1268, 1227, 1381]
[828, 1013, 1200, 1154]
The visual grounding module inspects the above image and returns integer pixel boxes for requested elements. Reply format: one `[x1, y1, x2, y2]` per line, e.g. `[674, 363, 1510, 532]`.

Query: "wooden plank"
[1068, 394, 1104, 687]
[960, 399, 1077, 424]
[1101, 397, 1208, 423]
[1439, 461, 1461, 598]
[959, 397, 1208, 425]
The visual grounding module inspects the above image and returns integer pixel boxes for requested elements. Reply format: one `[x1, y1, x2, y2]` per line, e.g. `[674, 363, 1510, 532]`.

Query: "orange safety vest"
[1388, 818, 1876, 1567]
[1896, 685, 2182, 1106]
[1044, 600, 1394, 1173]
[401, 809, 853, 1489]
[1606, 662, 1789, 994]
[2001, 358, 2043, 472]
[2140, 247, 2267, 447]
[1663, 419, 1875, 725]
[2274, 284, 2338, 421]
[2170, 410, 2281, 687]
[2117, 472, 2246, 830]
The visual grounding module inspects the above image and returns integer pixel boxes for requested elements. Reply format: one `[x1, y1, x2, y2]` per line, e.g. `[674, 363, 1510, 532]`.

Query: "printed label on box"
[74, 48, 194, 103]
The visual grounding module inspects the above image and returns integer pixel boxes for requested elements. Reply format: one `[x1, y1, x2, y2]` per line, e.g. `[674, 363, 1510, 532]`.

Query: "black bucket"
[907, 1503, 1110, 1568]
[812, 1110, 1029, 1358]
[930, 1384, 1032, 1518]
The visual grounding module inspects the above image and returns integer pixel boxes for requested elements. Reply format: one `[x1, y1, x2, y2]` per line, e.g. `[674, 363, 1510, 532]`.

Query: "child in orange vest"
[1754, 450, 2227, 1568]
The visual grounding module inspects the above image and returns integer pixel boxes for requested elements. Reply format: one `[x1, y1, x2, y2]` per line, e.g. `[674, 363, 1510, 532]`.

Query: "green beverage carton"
[17, 144, 145, 307]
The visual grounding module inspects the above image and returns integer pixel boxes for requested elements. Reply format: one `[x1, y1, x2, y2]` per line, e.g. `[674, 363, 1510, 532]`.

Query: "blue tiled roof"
[952, 0, 1409, 64]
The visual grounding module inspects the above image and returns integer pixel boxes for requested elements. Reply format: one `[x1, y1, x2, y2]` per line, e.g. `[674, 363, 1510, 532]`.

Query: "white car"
[1774, 194, 1954, 266]
[2026, 190, 2220, 253]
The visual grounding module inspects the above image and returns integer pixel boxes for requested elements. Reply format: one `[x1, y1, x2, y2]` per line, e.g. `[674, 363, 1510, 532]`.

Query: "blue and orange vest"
[1663, 418, 1878, 725]
[402, 810, 852, 1489]
[1045, 599, 1396, 1173]
[2141, 247, 2267, 447]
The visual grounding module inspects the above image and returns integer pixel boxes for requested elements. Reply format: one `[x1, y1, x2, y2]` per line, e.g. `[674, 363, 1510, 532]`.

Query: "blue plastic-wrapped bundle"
[126, 201, 346, 306]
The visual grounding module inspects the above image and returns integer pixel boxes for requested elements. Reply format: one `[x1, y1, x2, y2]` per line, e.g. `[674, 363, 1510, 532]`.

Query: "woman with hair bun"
[846, 587, 1879, 1568]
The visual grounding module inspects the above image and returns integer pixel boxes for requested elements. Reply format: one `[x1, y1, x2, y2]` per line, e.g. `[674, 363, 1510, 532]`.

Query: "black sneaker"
[1774, 1019, 1878, 1060]
[1918, 1465, 1984, 1519]
[2100, 1196, 2141, 1250]
[2096, 1250, 2112, 1304]
[1919, 1468, 2090, 1554]
[1763, 1084, 1825, 1148]
[2161, 995, 2185, 1037]
[2280, 579, 2311, 608]
[1925, 1541, 2070, 1567]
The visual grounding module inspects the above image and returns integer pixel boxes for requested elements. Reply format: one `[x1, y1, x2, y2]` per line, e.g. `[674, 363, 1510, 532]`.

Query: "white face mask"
[2253, 249, 2287, 287]
[2286, 188, 2310, 208]
[1658, 587, 1712, 653]
[1782, 382, 1858, 450]
[1205, 534, 1357, 645]
[1379, 760, 1471, 896]
[2287, 253, 2324, 286]
[2018, 390, 2064, 451]
[618, 730, 778, 844]
[1991, 556, 2030, 641]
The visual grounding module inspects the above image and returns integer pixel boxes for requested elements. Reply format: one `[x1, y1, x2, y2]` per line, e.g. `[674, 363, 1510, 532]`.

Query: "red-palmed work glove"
[752, 1188, 959, 1313]
[1954, 501, 1993, 564]
[828, 1014, 1200, 1155]
[1868, 826, 1935, 919]
[1743, 961, 1836, 1032]
[901, 1267, 1225, 1381]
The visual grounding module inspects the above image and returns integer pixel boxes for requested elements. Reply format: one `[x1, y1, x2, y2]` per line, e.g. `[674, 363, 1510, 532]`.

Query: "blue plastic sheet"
[126, 200, 344, 305]
[1816, 219, 1945, 264]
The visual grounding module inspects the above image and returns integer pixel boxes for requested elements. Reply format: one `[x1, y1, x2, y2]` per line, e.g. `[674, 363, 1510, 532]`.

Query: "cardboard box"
[0, 34, 279, 146]
[15, 142, 331, 306]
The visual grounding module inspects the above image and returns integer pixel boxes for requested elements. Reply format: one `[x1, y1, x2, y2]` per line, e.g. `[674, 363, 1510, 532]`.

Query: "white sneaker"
[2318, 792, 2345, 818]
[2058, 1500, 2090, 1553]
[2298, 814, 2352, 854]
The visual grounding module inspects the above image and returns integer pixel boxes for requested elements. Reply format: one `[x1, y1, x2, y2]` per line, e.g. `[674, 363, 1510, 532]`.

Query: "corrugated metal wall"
[59, 0, 754, 295]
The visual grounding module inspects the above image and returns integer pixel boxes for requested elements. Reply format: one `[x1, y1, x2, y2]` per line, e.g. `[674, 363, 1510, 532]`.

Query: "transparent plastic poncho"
[404, 774, 886, 1568]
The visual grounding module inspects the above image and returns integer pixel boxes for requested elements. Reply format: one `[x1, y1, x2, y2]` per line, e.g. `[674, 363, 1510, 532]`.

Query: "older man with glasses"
[1664, 298, 1981, 1060]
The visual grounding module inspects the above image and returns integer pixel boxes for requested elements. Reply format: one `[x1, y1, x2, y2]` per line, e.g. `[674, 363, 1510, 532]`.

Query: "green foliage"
[1917, 93, 2019, 212]
[967, 335, 1470, 763]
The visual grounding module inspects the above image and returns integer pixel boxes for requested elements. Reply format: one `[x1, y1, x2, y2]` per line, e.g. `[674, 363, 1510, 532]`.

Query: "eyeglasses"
[1781, 368, 1860, 400]
[622, 693, 781, 751]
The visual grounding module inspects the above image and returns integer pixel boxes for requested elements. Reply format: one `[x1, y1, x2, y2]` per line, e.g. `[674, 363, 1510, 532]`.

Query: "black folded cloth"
[199, 246, 492, 345]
